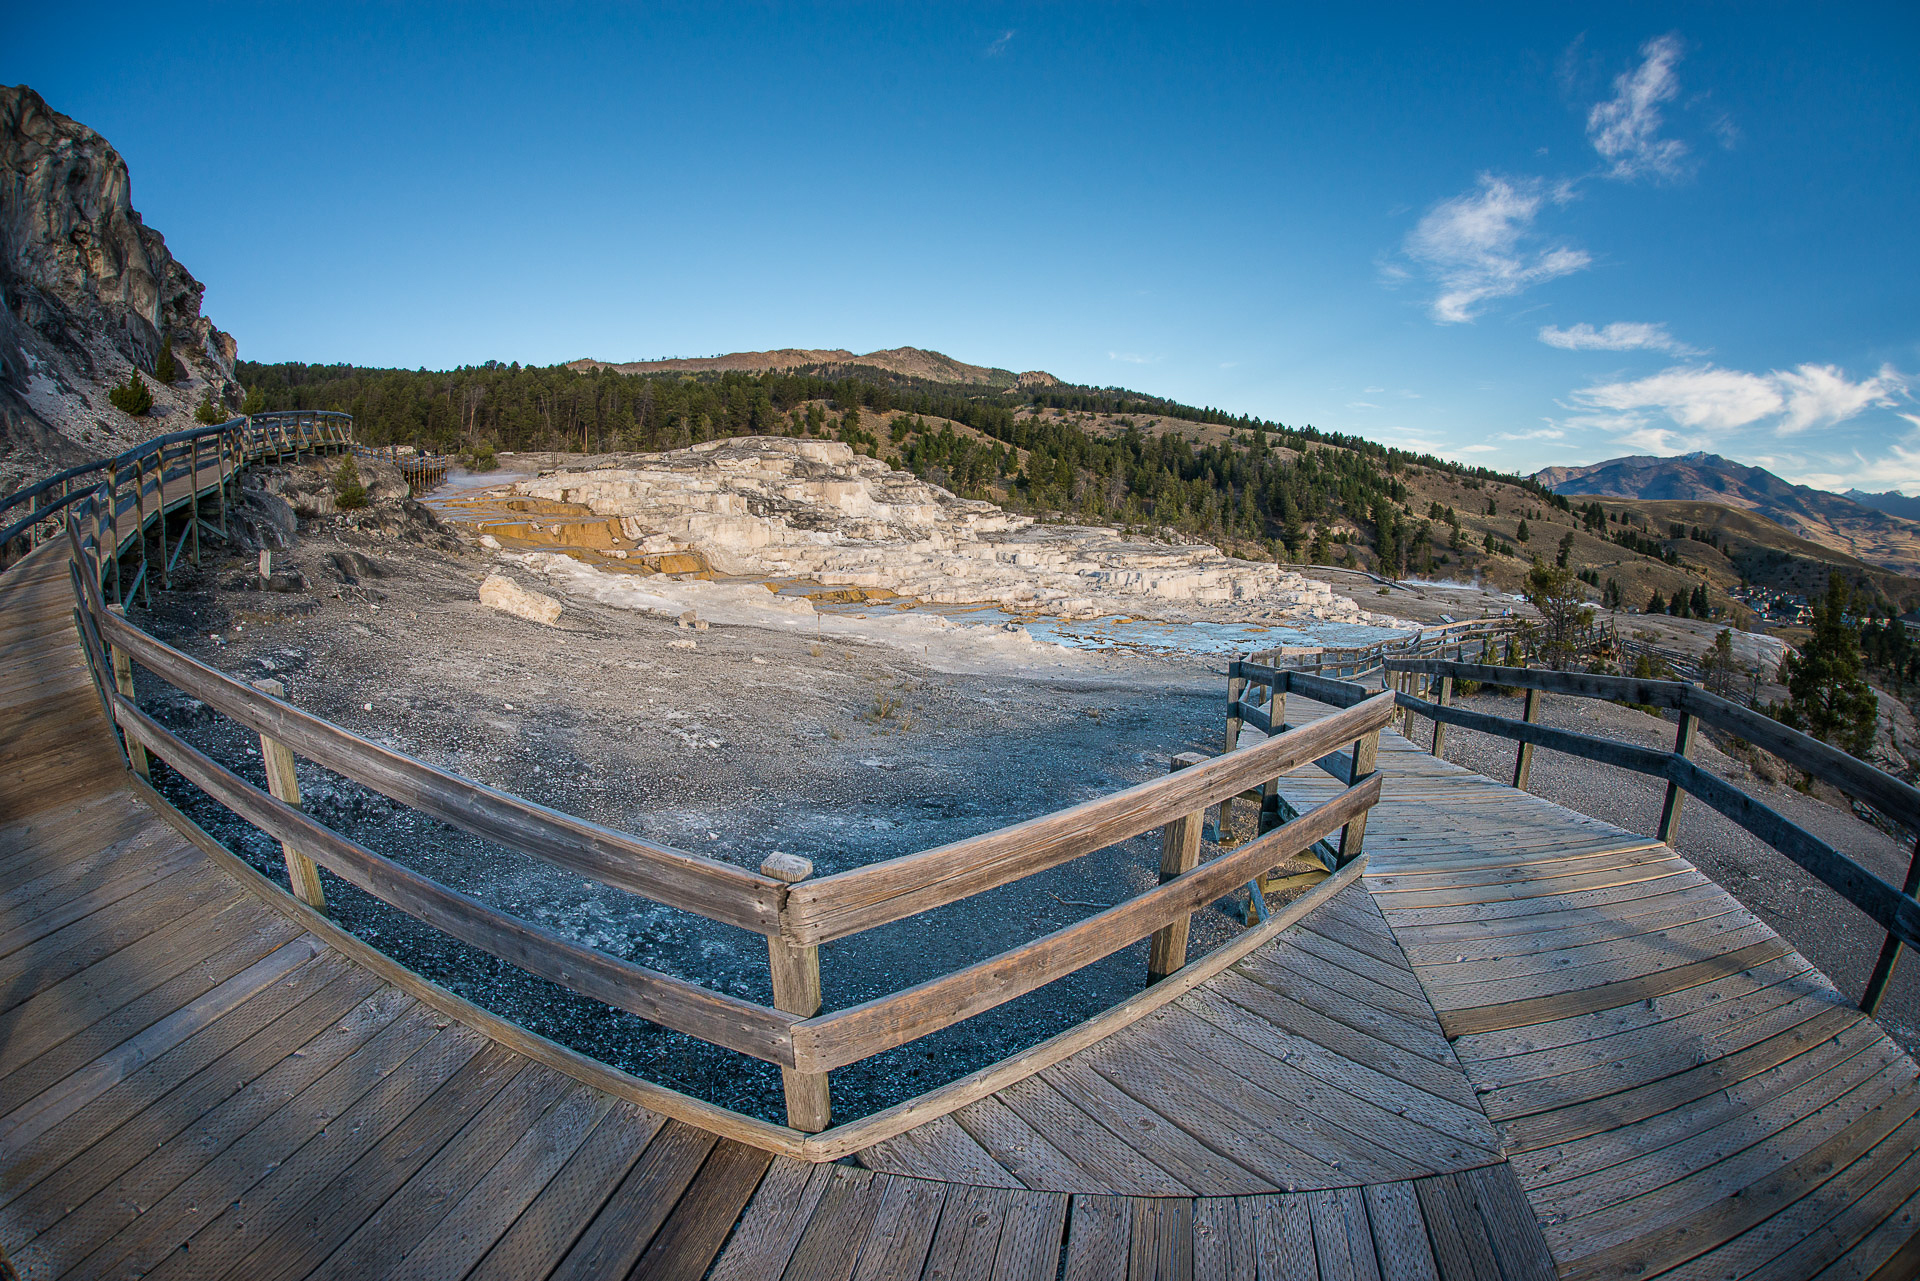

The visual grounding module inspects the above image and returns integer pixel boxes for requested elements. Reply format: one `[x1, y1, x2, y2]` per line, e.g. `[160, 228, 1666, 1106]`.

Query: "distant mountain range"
[1533, 451, 1920, 577]
[1846, 488, 1920, 521]
[567, 346, 1060, 390]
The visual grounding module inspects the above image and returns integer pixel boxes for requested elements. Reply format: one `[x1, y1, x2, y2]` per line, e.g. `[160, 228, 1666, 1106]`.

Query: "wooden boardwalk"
[4, 528, 1919, 1277]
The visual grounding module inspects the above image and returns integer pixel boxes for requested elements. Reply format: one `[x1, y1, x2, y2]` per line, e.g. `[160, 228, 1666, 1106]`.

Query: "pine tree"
[1647, 590, 1666, 614]
[1516, 519, 1530, 543]
[1776, 574, 1878, 757]
[155, 339, 179, 384]
[108, 370, 153, 416]
[334, 457, 369, 509]
[1525, 558, 1594, 670]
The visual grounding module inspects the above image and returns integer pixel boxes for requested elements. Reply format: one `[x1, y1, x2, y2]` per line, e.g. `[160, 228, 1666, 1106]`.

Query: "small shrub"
[108, 370, 153, 416]
[154, 339, 179, 384]
[469, 441, 499, 472]
[335, 457, 369, 509]
[193, 394, 226, 425]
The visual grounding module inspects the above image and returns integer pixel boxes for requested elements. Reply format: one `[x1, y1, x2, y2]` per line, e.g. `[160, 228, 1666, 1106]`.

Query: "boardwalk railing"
[1255, 616, 1520, 683]
[45, 417, 1395, 1148]
[0, 410, 355, 578]
[1383, 656, 1920, 1016]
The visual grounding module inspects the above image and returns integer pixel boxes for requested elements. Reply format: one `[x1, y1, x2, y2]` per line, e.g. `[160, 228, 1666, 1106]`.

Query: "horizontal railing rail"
[782, 691, 1394, 945]
[1383, 655, 1920, 1016]
[2, 411, 355, 564]
[93, 609, 787, 931]
[44, 418, 1393, 1141]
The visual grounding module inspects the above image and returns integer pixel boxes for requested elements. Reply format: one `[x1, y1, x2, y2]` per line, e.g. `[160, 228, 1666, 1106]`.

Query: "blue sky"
[11, 4, 1919, 489]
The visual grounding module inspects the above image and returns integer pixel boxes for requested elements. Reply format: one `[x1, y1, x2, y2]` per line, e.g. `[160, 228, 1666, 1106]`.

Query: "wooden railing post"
[1338, 729, 1381, 865]
[1430, 675, 1453, 757]
[1216, 664, 1248, 839]
[215, 430, 229, 537]
[187, 437, 201, 566]
[107, 604, 149, 780]
[1862, 834, 1920, 1017]
[248, 678, 328, 912]
[1148, 752, 1208, 983]
[1658, 700, 1700, 845]
[1512, 686, 1541, 790]
[762, 851, 830, 1132]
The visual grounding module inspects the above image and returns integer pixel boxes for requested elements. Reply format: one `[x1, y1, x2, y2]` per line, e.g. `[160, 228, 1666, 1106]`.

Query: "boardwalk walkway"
[3, 530, 1918, 1276]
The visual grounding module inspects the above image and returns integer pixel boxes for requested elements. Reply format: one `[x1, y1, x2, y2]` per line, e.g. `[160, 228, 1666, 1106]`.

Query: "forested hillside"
[236, 358, 1554, 552]
[236, 358, 1920, 616]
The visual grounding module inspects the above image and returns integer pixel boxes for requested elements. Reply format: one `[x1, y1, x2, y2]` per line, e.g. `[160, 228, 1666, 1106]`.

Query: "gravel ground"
[1409, 686, 1920, 1056]
[134, 523, 1259, 1125]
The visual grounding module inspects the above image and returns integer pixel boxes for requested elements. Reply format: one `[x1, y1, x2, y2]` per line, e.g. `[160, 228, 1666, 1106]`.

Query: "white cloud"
[1570, 362, 1906, 440]
[1773, 364, 1906, 434]
[1403, 176, 1590, 323]
[1347, 401, 1380, 410]
[1457, 444, 1500, 453]
[1588, 35, 1689, 180]
[1577, 365, 1782, 432]
[1539, 321, 1697, 354]
[985, 30, 1014, 56]
[1496, 428, 1566, 441]
[1107, 351, 1157, 364]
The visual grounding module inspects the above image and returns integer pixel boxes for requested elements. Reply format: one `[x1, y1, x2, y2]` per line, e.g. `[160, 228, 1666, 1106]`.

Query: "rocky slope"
[513, 436, 1386, 625]
[1536, 450, 1920, 576]
[0, 85, 241, 493]
[567, 345, 1057, 389]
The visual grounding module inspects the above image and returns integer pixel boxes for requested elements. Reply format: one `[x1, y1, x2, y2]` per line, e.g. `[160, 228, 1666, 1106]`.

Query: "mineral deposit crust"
[514, 437, 1392, 625]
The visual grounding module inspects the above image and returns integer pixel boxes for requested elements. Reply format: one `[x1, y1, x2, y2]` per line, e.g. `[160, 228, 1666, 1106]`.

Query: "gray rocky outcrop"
[0, 85, 242, 493]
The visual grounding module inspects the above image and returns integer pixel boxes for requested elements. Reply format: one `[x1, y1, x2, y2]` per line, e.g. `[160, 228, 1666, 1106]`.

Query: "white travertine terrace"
[514, 437, 1389, 625]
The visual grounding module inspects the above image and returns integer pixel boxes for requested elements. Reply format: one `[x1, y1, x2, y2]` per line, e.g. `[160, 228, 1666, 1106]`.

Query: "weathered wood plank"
[626, 1140, 775, 1281]
[1436, 939, 1795, 1039]
[1062, 1194, 1134, 1281]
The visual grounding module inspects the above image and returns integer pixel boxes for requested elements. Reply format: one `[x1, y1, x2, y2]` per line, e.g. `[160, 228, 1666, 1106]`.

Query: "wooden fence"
[0, 411, 355, 581]
[1382, 657, 1920, 1016]
[45, 413, 1396, 1146]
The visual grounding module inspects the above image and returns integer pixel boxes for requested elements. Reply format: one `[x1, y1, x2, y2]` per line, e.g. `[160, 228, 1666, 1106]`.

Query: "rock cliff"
[515, 437, 1385, 624]
[0, 85, 241, 492]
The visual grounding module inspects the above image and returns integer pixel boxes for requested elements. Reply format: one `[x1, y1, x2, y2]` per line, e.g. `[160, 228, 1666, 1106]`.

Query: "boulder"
[478, 574, 562, 626]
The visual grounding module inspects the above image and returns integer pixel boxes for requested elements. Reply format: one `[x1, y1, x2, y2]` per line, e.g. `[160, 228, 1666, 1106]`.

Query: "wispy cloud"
[1772, 365, 1905, 434]
[1539, 321, 1698, 355]
[1107, 351, 1157, 365]
[1457, 444, 1500, 454]
[1587, 34, 1689, 180]
[1569, 362, 1906, 442]
[985, 30, 1014, 56]
[1402, 176, 1590, 323]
